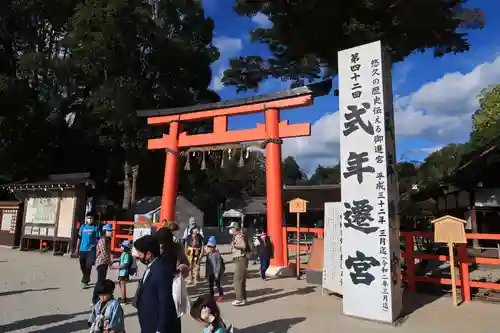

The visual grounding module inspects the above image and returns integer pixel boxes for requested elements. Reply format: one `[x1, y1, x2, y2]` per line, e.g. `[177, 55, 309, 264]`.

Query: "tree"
[66, 0, 219, 208]
[416, 144, 465, 187]
[396, 161, 419, 194]
[282, 156, 307, 185]
[309, 164, 340, 185]
[470, 84, 500, 149]
[223, 0, 484, 91]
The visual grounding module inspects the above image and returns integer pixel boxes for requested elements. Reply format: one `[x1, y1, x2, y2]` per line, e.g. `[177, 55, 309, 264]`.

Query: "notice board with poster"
[322, 202, 343, 295]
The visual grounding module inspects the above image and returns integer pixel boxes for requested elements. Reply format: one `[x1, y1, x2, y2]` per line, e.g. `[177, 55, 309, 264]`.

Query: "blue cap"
[121, 240, 132, 248]
[207, 236, 216, 247]
[103, 224, 113, 231]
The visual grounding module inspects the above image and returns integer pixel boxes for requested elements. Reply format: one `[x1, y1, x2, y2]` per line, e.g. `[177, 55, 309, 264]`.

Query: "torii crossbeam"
[137, 82, 330, 269]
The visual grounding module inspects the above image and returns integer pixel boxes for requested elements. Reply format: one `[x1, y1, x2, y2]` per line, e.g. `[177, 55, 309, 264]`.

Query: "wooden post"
[296, 212, 300, 280]
[448, 242, 458, 307]
[288, 198, 308, 280]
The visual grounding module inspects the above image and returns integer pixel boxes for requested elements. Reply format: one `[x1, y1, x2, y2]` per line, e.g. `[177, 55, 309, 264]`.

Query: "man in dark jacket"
[133, 235, 180, 333]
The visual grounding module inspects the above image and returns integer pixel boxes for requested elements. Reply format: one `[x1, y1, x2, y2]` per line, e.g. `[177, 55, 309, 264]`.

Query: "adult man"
[228, 221, 249, 306]
[182, 216, 204, 243]
[133, 235, 180, 333]
[75, 212, 101, 289]
[184, 226, 204, 285]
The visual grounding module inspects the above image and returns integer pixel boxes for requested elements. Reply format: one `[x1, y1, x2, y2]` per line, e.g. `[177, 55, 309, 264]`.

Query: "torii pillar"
[138, 84, 328, 273]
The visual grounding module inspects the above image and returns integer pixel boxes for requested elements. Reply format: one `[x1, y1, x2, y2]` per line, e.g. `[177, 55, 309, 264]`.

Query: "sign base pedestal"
[265, 265, 295, 278]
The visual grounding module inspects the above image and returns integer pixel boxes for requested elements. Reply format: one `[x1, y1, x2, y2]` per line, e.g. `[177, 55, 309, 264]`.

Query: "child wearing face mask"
[117, 240, 133, 303]
[88, 279, 125, 333]
[205, 236, 225, 302]
[92, 224, 114, 305]
[191, 295, 232, 333]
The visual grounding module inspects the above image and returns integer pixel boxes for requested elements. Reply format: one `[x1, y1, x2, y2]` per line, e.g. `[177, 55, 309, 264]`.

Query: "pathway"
[0, 246, 498, 333]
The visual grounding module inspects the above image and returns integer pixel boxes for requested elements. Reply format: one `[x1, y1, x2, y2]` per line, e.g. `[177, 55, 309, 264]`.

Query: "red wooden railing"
[282, 226, 324, 269]
[281, 228, 500, 303]
[402, 231, 500, 303]
[109, 221, 134, 253]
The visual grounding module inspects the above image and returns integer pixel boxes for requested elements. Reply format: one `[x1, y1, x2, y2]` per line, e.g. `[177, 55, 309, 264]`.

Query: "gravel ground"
[0, 246, 499, 333]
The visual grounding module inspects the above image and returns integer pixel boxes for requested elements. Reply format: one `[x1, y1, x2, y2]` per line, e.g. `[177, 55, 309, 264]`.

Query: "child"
[191, 295, 232, 333]
[117, 240, 133, 303]
[88, 279, 125, 333]
[205, 236, 225, 302]
[256, 232, 273, 280]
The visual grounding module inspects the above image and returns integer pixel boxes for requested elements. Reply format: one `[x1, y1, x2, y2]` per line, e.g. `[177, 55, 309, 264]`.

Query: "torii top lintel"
[137, 84, 330, 149]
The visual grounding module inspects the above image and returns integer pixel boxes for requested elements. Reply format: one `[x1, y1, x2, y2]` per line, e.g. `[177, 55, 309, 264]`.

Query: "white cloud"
[251, 13, 272, 28]
[211, 36, 244, 91]
[283, 55, 500, 171]
[213, 36, 243, 58]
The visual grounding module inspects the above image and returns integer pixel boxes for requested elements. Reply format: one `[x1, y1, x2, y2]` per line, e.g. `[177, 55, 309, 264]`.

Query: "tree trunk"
[131, 165, 139, 205]
[122, 160, 132, 210]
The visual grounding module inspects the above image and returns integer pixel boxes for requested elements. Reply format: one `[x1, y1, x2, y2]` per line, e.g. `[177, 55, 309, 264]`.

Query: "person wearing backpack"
[256, 232, 273, 280]
[117, 240, 133, 304]
[228, 222, 249, 306]
[92, 223, 114, 305]
[205, 236, 225, 302]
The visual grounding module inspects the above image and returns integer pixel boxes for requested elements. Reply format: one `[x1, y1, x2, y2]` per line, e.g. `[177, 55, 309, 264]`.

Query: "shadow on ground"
[397, 291, 442, 324]
[0, 287, 60, 297]
[7, 311, 138, 333]
[237, 317, 306, 333]
[1, 310, 88, 332]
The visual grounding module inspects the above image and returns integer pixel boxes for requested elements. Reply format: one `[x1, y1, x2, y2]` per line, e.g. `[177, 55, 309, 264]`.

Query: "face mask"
[105, 231, 112, 238]
[139, 254, 151, 266]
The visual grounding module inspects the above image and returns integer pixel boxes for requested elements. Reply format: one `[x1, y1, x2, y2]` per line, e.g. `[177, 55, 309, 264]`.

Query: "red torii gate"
[137, 84, 328, 268]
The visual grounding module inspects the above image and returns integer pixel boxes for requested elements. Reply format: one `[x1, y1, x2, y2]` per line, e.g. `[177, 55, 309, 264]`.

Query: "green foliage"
[309, 164, 340, 185]
[416, 144, 466, 186]
[470, 84, 500, 149]
[282, 156, 307, 185]
[0, 0, 219, 206]
[224, 0, 485, 91]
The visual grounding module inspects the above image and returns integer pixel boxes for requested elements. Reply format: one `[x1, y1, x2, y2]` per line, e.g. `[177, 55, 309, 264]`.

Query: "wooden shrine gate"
[137, 84, 329, 268]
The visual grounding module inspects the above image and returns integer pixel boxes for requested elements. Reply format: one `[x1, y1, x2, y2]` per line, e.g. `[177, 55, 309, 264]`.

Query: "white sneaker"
[232, 299, 247, 306]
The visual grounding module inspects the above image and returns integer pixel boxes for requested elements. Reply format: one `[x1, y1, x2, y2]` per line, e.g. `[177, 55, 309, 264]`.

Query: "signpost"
[288, 198, 308, 280]
[339, 40, 402, 323]
[431, 215, 467, 307]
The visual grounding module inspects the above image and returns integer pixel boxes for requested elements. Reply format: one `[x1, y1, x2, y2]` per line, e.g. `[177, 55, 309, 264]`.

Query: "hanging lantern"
[201, 151, 206, 170]
[220, 151, 225, 168]
[228, 148, 232, 160]
[245, 148, 250, 159]
[184, 153, 191, 171]
[237, 149, 244, 168]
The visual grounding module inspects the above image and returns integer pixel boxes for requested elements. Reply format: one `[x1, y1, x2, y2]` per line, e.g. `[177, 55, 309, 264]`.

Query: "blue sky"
[201, 0, 500, 173]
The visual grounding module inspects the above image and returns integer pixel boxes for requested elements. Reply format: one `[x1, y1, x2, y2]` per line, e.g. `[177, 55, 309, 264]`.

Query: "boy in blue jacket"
[205, 236, 225, 302]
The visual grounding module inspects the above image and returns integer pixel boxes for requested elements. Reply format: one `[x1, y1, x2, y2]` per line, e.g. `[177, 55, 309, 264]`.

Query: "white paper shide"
[338, 40, 401, 323]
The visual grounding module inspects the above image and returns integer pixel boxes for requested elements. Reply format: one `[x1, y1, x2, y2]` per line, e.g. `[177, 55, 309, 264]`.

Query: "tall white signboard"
[323, 202, 343, 295]
[338, 40, 402, 323]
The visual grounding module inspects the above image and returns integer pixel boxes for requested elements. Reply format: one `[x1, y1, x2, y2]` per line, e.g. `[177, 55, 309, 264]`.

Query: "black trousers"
[208, 275, 223, 297]
[92, 264, 108, 303]
[79, 250, 95, 283]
